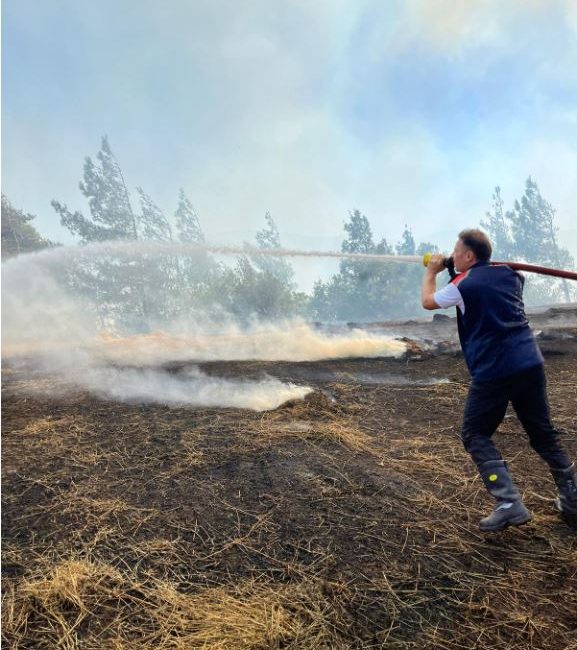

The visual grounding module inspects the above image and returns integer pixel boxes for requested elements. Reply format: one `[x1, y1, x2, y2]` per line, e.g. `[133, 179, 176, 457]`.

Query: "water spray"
[39, 240, 422, 265]
[11, 240, 577, 281]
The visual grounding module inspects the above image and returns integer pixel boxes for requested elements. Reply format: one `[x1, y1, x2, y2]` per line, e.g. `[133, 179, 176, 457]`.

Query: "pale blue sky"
[3, 0, 577, 285]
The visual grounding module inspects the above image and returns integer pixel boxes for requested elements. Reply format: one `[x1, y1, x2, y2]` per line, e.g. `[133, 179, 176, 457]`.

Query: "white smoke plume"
[80, 366, 312, 411]
[31, 349, 313, 411]
[2, 246, 406, 410]
[91, 323, 407, 366]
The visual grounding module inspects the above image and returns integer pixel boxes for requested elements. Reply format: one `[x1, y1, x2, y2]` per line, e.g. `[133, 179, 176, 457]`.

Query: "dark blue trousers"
[461, 364, 571, 471]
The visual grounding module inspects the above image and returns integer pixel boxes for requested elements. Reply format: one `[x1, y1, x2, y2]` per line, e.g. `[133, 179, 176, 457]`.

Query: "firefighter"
[422, 229, 577, 531]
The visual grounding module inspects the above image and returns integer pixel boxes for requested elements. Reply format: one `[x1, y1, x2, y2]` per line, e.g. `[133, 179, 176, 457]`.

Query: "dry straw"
[3, 353, 577, 649]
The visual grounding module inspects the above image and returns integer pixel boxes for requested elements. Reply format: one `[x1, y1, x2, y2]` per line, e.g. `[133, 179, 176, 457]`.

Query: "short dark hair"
[458, 229, 492, 262]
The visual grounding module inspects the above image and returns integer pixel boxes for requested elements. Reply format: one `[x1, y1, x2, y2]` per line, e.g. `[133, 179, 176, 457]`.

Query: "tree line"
[2, 137, 575, 329]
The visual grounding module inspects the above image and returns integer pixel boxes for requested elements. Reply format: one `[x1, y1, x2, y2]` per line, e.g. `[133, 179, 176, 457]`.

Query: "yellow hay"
[4, 558, 339, 649]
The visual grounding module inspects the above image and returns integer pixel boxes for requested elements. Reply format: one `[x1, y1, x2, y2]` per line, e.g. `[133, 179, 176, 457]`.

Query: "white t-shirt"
[433, 283, 465, 314]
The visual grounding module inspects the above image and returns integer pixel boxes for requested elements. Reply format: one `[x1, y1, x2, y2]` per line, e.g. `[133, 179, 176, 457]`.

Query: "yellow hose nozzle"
[422, 252, 432, 267]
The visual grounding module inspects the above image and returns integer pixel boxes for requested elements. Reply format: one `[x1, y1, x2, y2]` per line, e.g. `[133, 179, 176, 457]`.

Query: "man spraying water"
[421, 229, 577, 531]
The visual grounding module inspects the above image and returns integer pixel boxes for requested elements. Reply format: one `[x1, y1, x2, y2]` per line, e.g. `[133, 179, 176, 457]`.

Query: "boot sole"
[479, 513, 532, 533]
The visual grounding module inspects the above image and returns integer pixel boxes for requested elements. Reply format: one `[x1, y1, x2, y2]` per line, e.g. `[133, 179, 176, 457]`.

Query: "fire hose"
[422, 252, 577, 281]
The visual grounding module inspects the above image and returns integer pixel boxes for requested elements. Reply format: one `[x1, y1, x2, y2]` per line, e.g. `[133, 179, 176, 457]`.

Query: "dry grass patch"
[4, 415, 93, 471]
[257, 416, 373, 453]
[51, 487, 153, 518]
[258, 390, 374, 452]
[178, 430, 206, 467]
[21, 415, 79, 435]
[3, 557, 345, 649]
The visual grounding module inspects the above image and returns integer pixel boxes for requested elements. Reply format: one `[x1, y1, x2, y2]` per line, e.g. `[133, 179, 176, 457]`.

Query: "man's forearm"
[421, 271, 439, 310]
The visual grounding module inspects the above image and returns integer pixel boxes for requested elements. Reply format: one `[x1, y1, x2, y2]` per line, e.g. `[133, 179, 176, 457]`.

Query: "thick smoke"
[2, 245, 406, 410]
[92, 324, 407, 366]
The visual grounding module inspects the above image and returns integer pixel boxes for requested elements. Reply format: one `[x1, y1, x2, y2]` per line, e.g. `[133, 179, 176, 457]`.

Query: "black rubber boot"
[478, 460, 532, 532]
[550, 464, 577, 518]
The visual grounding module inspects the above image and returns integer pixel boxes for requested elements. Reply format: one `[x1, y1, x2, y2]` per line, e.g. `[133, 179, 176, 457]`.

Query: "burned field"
[2, 314, 577, 649]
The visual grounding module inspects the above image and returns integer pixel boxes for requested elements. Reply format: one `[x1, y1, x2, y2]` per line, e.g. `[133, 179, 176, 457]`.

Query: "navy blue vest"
[451, 261, 543, 381]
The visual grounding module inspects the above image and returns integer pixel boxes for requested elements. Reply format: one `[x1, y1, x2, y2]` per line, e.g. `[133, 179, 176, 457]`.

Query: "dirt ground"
[2, 312, 577, 649]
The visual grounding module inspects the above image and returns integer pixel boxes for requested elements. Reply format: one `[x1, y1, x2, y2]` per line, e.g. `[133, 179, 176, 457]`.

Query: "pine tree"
[137, 188, 173, 241]
[311, 210, 372, 321]
[248, 212, 294, 287]
[51, 137, 149, 331]
[480, 187, 512, 260]
[310, 213, 441, 322]
[172, 189, 220, 318]
[1, 195, 54, 260]
[508, 178, 553, 263]
[396, 225, 416, 256]
[416, 241, 438, 257]
[342, 210, 374, 253]
[134, 189, 180, 324]
[339, 210, 376, 283]
[52, 136, 137, 242]
[174, 189, 204, 244]
[311, 212, 397, 321]
[392, 226, 428, 317]
[480, 178, 575, 304]
[230, 213, 298, 320]
[506, 177, 573, 303]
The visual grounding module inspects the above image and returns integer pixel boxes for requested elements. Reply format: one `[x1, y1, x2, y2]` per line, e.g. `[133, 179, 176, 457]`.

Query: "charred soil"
[2, 324, 577, 649]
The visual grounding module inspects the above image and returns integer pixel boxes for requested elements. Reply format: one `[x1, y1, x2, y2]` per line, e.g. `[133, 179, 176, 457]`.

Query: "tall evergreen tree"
[174, 189, 204, 244]
[311, 213, 404, 321]
[1, 195, 54, 260]
[136, 189, 173, 241]
[134, 189, 179, 324]
[227, 212, 299, 320]
[479, 178, 575, 304]
[505, 178, 573, 303]
[249, 212, 294, 286]
[310, 213, 443, 322]
[416, 241, 438, 257]
[342, 209, 374, 253]
[480, 187, 512, 260]
[339, 210, 378, 284]
[172, 189, 219, 318]
[387, 227, 439, 318]
[396, 225, 416, 256]
[508, 178, 553, 263]
[311, 210, 374, 321]
[52, 136, 137, 242]
[230, 255, 295, 320]
[51, 137, 150, 331]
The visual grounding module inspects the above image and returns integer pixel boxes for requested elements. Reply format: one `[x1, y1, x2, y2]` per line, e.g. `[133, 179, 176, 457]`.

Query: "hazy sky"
[3, 0, 577, 280]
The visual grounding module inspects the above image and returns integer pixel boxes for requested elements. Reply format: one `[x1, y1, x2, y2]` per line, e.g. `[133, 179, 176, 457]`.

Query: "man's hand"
[425, 254, 445, 275]
[421, 254, 445, 310]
